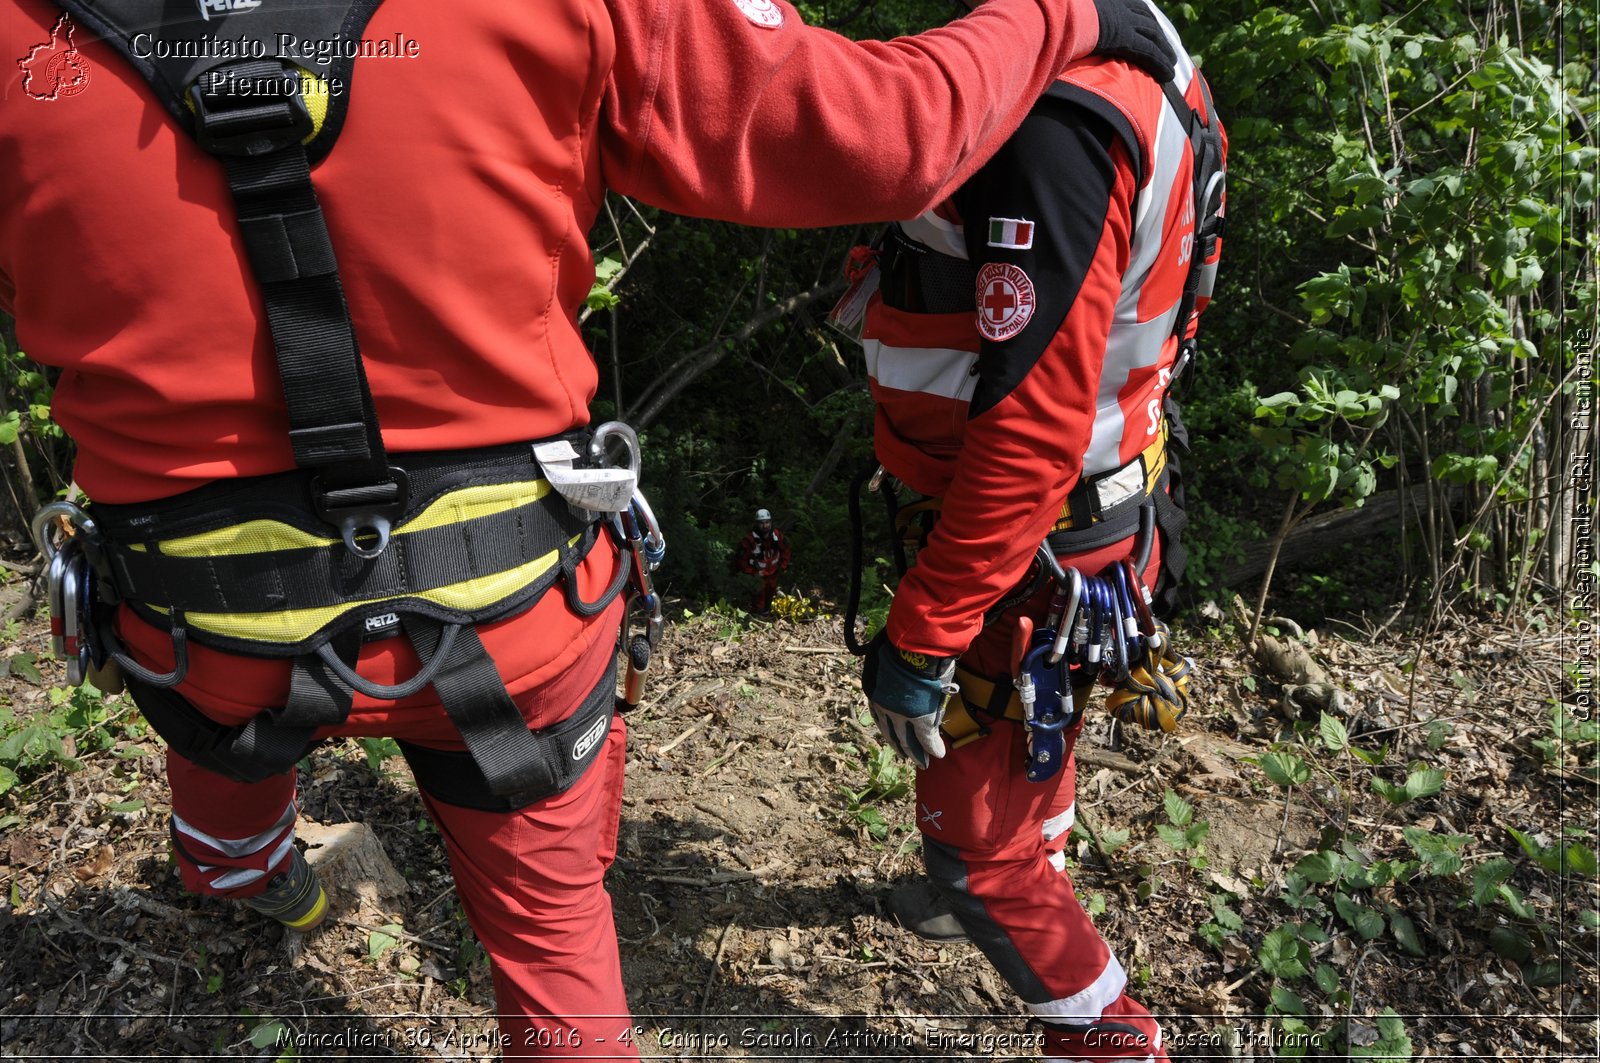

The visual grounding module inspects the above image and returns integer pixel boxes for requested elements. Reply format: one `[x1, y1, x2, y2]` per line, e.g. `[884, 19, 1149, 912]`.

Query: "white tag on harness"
[827, 260, 879, 344]
[534, 440, 637, 514]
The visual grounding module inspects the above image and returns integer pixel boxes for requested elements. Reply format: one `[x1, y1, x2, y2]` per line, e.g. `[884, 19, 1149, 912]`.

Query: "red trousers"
[915, 535, 1168, 1063]
[130, 546, 641, 1059]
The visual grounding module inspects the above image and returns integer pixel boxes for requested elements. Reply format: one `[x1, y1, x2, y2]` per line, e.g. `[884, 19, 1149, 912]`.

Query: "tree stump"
[296, 821, 409, 915]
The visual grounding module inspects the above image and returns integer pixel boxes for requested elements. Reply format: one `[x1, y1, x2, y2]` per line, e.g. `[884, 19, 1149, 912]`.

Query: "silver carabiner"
[1048, 566, 1083, 666]
[31, 500, 99, 561]
[630, 491, 666, 572]
[588, 421, 642, 482]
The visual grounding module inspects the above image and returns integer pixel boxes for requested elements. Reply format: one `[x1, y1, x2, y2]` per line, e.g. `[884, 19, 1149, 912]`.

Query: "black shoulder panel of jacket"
[49, 0, 386, 162]
[956, 95, 1121, 420]
[1044, 81, 1144, 190]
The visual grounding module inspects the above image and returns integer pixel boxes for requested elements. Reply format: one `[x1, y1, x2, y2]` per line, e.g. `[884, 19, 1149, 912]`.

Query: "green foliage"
[1198, 892, 1244, 950]
[1256, 750, 1312, 787]
[1155, 789, 1211, 858]
[1259, 923, 1311, 979]
[1371, 764, 1447, 805]
[2, 325, 76, 542]
[356, 737, 402, 778]
[1533, 704, 1600, 779]
[1346, 1008, 1415, 1061]
[1178, 0, 1596, 613]
[0, 681, 136, 796]
[836, 740, 911, 842]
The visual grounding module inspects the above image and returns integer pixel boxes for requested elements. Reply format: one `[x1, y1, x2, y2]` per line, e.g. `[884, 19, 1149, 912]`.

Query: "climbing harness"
[39, 0, 669, 807]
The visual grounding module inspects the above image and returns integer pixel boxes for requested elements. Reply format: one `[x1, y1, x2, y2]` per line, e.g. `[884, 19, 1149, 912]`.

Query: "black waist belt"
[91, 441, 595, 657]
[877, 225, 977, 316]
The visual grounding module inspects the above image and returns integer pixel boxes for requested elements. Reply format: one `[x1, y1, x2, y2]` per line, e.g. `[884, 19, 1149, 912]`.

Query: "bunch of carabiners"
[1011, 522, 1195, 784]
[31, 500, 117, 690]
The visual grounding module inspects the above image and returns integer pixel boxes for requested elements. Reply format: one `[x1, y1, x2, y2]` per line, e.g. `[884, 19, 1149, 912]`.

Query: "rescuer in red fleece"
[2, 0, 1177, 1055]
[855, 2, 1226, 1059]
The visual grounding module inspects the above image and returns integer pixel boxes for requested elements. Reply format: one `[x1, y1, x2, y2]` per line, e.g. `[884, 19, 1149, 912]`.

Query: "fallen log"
[1214, 487, 1451, 588]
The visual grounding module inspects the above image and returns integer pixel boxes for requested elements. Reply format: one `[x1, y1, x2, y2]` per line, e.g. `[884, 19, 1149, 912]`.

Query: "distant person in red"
[735, 508, 791, 612]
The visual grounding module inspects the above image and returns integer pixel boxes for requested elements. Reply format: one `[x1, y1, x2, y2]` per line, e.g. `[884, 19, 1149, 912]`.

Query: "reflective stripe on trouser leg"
[166, 747, 298, 897]
[1040, 990, 1166, 1062]
[419, 715, 638, 1060]
[923, 835, 1125, 1010]
[1043, 802, 1075, 873]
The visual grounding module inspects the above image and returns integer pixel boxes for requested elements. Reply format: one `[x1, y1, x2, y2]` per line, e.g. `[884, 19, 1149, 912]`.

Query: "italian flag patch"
[987, 217, 1035, 250]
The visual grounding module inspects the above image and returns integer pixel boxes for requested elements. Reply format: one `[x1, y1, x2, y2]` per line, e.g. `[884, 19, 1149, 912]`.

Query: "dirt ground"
[1, 584, 1595, 1061]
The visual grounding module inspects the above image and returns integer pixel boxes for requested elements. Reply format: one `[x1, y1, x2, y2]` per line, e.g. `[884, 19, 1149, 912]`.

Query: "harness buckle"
[187, 60, 315, 157]
[311, 467, 410, 560]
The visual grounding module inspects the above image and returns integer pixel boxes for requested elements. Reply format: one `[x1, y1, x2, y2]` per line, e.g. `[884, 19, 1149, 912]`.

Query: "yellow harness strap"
[1050, 425, 1170, 535]
[941, 665, 1025, 748]
[942, 665, 1098, 749]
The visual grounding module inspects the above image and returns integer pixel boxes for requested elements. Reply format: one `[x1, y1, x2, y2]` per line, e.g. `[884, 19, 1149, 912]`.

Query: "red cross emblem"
[975, 263, 1036, 342]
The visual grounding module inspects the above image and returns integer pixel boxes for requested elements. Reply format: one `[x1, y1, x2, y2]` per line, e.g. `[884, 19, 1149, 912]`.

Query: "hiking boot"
[888, 879, 968, 943]
[242, 847, 328, 932]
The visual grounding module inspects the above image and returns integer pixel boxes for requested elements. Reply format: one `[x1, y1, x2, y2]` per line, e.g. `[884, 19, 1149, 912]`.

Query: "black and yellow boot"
[243, 847, 328, 933]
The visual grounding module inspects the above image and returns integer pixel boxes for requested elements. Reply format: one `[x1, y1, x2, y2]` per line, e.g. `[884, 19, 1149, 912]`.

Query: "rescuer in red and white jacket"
[3, 0, 1179, 1055]
[857, 2, 1225, 1059]
[735, 508, 792, 611]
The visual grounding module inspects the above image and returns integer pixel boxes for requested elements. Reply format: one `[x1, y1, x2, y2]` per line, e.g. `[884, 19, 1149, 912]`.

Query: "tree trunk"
[633, 280, 844, 430]
[1217, 486, 1462, 590]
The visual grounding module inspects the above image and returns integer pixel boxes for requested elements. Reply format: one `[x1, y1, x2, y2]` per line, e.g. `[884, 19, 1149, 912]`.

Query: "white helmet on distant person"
[755, 508, 772, 523]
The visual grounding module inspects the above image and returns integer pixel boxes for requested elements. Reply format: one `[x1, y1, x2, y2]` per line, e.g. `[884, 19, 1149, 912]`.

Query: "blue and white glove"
[862, 635, 957, 769]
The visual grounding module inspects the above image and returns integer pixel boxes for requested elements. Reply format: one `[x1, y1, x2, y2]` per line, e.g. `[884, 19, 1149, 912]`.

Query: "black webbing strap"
[1161, 72, 1225, 347]
[877, 225, 977, 316]
[1047, 472, 1170, 557]
[187, 58, 405, 532]
[197, 66, 383, 483]
[226, 629, 361, 774]
[397, 656, 618, 812]
[1150, 469, 1189, 590]
[402, 615, 565, 800]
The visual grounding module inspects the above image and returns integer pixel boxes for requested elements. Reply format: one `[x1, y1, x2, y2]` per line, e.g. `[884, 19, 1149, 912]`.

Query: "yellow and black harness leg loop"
[941, 666, 1020, 749]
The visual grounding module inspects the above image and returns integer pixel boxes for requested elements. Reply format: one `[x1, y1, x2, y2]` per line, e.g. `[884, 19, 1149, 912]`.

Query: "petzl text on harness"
[45, 0, 644, 807]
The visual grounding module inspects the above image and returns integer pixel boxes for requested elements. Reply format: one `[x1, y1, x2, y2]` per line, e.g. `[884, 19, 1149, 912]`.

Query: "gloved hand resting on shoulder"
[861, 633, 957, 769]
[1089, 0, 1179, 82]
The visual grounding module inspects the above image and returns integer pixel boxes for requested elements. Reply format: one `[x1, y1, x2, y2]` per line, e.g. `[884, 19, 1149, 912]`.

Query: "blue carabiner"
[1020, 632, 1076, 783]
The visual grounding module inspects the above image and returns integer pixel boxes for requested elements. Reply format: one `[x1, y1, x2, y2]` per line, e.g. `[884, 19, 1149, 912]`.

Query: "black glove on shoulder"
[1090, 0, 1178, 83]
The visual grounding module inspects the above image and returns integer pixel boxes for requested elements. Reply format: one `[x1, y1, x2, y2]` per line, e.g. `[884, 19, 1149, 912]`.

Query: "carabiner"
[630, 491, 666, 572]
[1121, 557, 1159, 647]
[31, 500, 100, 562]
[1048, 566, 1083, 666]
[588, 421, 643, 483]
